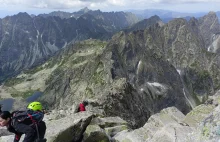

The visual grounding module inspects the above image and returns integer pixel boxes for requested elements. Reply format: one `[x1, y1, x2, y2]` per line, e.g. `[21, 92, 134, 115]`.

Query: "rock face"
[33, 38, 190, 128]
[114, 107, 193, 142]
[46, 112, 94, 142]
[0, 128, 13, 137]
[125, 15, 164, 32]
[39, 12, 220, 128]
[1, 91, 220, 142]
[198, 12, 220, 50]
[0, 9, 139, 83]
[0, 111, 128, 142]
[0, 112, 94, 142]
[113, 92, 220, 142]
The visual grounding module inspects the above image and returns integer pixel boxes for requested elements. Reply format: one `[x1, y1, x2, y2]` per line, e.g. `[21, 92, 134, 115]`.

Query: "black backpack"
[11, 109, 44, 126]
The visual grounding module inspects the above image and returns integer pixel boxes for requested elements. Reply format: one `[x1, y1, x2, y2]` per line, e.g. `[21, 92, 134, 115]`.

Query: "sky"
[0, 0, 220, 18]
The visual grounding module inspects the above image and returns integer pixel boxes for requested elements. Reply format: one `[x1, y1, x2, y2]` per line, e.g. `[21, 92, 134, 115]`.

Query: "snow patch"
[136, 60, 143, 75]
[183, 88, 194, 109]
[208, 34, 220, 53]
[147, 82, 166, 90]
[177, 69, 181, 75]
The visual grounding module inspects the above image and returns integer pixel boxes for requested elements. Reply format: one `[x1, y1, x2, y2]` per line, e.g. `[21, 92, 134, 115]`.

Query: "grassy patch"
[24, 66, 44, 74]
[85, 87, 94, 98]
[5, 77, 25, 87]
[202, 126, 210, 137]
[92, 71, 105, 85]
[198, 70, 210, 79]
[11, 90, 36, 99]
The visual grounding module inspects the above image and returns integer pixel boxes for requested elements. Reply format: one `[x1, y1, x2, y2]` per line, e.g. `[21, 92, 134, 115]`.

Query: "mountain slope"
[124, 15, 164, 32]
[0, 10, 139, 83]
[33, 37, 190, 128]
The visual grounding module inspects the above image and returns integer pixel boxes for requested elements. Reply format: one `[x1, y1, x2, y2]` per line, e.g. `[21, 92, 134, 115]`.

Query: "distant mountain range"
[39, 8, 220, 23]
[127, 9, 220, 22]
[0, 8, 139, 83]
[1, 7, 220, 84]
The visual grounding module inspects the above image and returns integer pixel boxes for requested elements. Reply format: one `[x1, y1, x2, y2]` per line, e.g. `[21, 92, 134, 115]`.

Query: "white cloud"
[0, 0, 220, 15]
[152, 0, 220, 3]
[0, 0, 87, 9]
[0, 0, 218, 9]
[0, 0, 219, 10]
[107, 0, 125, 6]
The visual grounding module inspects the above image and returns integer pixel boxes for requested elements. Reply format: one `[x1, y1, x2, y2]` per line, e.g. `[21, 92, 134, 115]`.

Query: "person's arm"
[7, 122, 22, 142]
[13, 122, 35, 142]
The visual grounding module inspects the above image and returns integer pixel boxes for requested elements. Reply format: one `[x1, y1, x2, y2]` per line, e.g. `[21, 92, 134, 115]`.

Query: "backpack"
[11, 109, 44, 126]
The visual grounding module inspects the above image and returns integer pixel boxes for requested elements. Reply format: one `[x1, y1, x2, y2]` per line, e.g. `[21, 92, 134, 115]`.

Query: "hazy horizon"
[0, 0, 219, 18]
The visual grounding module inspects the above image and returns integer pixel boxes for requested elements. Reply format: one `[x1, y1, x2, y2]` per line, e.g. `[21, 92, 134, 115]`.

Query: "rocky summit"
[1, 91, 220, 142]
[1, 11, 220, 142]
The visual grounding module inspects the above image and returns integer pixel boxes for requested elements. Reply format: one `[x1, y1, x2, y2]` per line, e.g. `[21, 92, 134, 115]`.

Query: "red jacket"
[79, 103, 86, 112]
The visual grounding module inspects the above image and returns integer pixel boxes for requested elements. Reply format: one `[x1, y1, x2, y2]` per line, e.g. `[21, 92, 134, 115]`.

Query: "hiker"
[0, 101, 46, 142]
[75, 100, 88, 113]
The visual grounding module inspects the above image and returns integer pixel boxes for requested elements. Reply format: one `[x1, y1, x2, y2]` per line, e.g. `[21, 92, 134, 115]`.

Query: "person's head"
[27, 101, 42, 111]
[0, 111, 11, 127]
[82, 100, 88, 106]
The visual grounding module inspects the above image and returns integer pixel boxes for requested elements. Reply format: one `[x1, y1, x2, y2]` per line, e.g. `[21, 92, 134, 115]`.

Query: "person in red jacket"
[77, 101, 88, 112]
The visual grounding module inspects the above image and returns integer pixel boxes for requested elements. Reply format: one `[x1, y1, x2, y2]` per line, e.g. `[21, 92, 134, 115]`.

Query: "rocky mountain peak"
[198, 11, 220, 48]
[79, 7, 91, 13]
[167, 18, 187, 27]
[199, 11, 219, 25]
[149, 15, 161, 20]
[207, 11, 217, 16]
[15, 12, 31, 19]
[188, 17, 198, 25]
[124, 15, 163, 32]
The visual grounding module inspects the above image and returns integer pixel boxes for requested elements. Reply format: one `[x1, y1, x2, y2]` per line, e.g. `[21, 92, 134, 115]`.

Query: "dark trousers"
[37, 121, 46, 140]
[14, 121, 46, 142]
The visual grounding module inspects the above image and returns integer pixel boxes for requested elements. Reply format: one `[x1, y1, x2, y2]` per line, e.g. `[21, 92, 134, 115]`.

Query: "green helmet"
[27, 101, 42, 111]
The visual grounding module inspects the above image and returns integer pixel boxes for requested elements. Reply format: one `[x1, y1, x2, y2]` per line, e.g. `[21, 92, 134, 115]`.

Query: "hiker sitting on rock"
[0, 102, 46, 142]
[75, 100, 89, 113]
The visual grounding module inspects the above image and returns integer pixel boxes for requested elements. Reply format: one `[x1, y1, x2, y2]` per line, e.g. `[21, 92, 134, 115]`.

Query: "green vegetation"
[22, 90, 36, 98]
[59, 56, 68, 67]
[45, 60, 56, 69]
[190, 61, 200, 68]
[5, 77, 25, 87]
[91, 61, 105, 85]
[71, 56, 86, 65]
[191, 92, 202, 105]
[202, 126, 210, 137]
[11, 90, 36, 99]
[24, 66, 44, 74]
[198, 70, 210, 80]
[92, 71, 105, 85]
[85, 87, 94, 98]
[122, 139, 132, 142]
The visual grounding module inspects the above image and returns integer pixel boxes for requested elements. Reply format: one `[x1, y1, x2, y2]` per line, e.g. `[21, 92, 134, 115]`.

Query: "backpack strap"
[27, 113, 35, 123]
